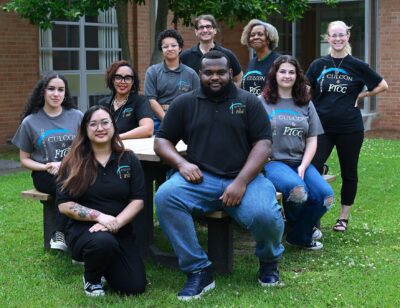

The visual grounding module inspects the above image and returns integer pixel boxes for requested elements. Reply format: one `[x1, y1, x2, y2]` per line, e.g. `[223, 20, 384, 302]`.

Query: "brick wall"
[372, 0, 400, 130]
[0, 0, 39, 149]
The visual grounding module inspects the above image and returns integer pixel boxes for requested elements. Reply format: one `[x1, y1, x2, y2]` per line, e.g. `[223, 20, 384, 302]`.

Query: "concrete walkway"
[0, 159, 25, 175]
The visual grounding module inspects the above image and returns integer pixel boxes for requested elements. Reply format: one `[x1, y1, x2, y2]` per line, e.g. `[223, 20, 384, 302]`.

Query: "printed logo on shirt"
[317, 67, 353, 94]
[178, 80, 191, 92]
[242, 70, 265, 95]
[229, 101, 246, 115]
[37, 129, 77, 160]
[122, 107, 133, 118]
[117, 165, 131, 179]
[269, 109, 307, 137]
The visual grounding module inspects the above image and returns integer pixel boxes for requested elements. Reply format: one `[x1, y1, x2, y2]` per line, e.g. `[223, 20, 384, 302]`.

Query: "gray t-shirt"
[12, 108, 83, 163]
[144, 61, 200, 106]
[259, 96, 323, 162]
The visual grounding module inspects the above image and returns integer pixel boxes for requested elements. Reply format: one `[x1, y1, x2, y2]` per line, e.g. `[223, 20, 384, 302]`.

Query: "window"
[40, 9, 121, 110]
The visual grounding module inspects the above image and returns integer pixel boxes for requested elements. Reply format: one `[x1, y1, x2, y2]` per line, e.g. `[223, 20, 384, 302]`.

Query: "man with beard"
[154, 50, 285, 301]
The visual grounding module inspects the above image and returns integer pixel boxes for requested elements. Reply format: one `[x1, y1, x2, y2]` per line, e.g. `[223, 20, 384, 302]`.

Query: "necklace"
[112, 96, 129, 122]
[331, 55, 345, 84]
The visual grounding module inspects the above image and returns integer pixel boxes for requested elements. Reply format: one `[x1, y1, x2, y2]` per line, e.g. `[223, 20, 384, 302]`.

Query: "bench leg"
[42, 200, 56, 251]
[207, 217, 233, 275]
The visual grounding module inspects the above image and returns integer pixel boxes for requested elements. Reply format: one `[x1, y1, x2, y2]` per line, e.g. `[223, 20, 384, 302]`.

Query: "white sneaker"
[50, 231, 68, 251]
[286, 239, 323, 250]
[312, 227, 323, 240]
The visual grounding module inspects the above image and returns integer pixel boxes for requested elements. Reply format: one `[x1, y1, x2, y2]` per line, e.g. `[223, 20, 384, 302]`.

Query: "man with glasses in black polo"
[180, 14, 243, 87]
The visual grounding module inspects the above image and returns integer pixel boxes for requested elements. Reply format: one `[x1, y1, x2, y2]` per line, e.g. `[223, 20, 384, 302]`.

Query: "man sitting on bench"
[154, 50, 285, 301]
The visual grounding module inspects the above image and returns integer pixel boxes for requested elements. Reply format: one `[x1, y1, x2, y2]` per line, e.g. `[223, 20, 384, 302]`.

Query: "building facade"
[0, 0, 398, 149]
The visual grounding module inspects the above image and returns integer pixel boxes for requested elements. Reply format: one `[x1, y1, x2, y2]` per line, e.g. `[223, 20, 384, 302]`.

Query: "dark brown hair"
[262, 55, 311, 106]
[105, 60, 140, 94]
[21, 71, 75, 121]
[58, 105, 125, 197]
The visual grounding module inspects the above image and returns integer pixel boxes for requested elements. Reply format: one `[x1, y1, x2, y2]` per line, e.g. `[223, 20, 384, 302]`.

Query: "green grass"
[1, 138, 399, 306]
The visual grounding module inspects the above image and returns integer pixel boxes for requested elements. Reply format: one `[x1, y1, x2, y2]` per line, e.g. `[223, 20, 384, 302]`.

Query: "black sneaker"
[83, 276, 105, 297]
[177, 267, 215, 301]
[50, 231, 68, 251]
[258, 261, 280, 287]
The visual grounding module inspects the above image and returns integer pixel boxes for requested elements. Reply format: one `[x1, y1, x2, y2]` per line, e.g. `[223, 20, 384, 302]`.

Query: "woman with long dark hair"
[260, 55, 334, 250]
[98, 60, 153, 139]
[12, 71, 83, 251]
[306, 21, 388, 232]
[57, 105, 146, 297]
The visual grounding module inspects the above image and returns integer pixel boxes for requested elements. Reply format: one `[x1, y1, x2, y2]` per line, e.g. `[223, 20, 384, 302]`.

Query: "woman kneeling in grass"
[57, 105, 146, 297]
[259, 55, 334, 250]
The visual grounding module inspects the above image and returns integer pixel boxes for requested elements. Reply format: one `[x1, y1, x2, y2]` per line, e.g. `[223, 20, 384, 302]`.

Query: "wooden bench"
[199, 174, 336, 274]
[21, 189, 55, 250]
[21, 174, 336, 273]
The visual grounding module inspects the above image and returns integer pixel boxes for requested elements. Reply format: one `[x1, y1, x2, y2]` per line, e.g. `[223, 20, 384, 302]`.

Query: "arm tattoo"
[69, 203, 100, 220]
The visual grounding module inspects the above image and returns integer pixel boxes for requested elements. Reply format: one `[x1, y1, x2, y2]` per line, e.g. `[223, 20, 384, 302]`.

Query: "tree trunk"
[115, 0, 132, 64]
[150, 0, 168, 65]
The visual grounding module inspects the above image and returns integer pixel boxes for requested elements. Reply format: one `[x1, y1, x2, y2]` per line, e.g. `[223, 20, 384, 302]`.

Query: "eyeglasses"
[88, 119, 112, 131]
[197, 24, 213, 31]
[113, 74, 134, 83]
[329, 33, 348, 39]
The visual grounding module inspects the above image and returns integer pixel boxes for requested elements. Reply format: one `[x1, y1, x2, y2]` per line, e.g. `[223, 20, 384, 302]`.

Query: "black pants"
[312, 131, 364, 206]
[68, 226, 146, 296]
[31, 171, 68, 232]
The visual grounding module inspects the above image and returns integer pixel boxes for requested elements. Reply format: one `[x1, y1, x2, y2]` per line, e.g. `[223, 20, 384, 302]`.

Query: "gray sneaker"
[50, 231, 67, 251]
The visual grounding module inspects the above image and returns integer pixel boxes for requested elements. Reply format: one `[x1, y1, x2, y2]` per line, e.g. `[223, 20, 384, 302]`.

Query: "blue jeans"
[155, 171, 285, 273]
[264, 161, 334, 245]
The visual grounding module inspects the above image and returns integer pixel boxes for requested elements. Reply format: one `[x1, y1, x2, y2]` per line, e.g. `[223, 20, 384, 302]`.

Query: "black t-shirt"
[241, 51, 280, 95]
[156, 84, 272, 178]
[56, 150, 146, 237]
[180, 43, 242, 77]
[306, 55, 383, 133]
[97, 93, 152, 134]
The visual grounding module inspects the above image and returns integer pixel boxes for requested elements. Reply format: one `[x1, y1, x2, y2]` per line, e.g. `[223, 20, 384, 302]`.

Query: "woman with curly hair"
[12, 71, 83, 251]
[240, 19, 280, 95]
[259, 55, 334, 250]
[57, 105, 146, 297]
[97, 60, 153, 139]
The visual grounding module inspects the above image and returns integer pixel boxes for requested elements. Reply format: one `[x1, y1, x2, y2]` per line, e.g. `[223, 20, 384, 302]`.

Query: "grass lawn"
[0, 138, 399, 306]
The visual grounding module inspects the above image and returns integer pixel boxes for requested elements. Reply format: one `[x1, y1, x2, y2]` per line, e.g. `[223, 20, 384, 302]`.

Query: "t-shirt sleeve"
[55, 175, 75, 205]
[306, 61, 318, 87]
[359, 61, 383, 90]
[11, 118, 34, 153]
[144, 66, 158, 100]
[225, 49, 242, 77]
[307, 101, 324, 137]
[155, 96, 185, 144]
[191, 72, 200, 90]
[246, 95, 272, 143]
[135, 95, 153, 120]
[127, 151, 146, 200]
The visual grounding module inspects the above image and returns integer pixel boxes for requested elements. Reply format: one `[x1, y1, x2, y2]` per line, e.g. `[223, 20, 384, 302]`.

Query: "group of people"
[12, 15, 387, 300]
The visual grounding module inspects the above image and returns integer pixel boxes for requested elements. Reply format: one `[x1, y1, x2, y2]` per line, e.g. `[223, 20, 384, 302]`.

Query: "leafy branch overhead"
[2, 0, 337, 30]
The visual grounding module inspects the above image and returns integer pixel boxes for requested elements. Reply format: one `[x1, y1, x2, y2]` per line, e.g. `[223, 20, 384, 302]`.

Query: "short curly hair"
[157, 29, 184, 52]
[240, 19, 279, 50]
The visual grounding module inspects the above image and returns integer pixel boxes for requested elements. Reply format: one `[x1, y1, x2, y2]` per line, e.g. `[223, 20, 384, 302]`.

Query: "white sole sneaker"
[312, 228, 323, 240]
[286, 240, 323, 250]
[177, 281, 215, 301]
